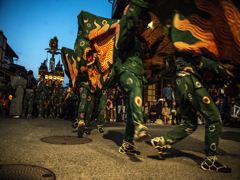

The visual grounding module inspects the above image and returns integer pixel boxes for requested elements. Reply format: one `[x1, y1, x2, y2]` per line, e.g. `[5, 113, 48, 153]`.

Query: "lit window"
[147, 84, 156, 105]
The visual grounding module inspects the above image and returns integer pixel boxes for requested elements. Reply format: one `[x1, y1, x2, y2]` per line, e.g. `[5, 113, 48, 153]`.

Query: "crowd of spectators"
[1, 72, 239, 127]
[0, 70, 77, 120]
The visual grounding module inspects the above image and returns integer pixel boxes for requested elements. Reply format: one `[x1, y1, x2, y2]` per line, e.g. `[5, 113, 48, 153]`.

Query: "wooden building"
[0, 31, 26, 91]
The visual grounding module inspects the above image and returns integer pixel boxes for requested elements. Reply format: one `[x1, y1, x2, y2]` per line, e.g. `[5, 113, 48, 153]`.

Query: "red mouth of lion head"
[84, 47, 96, 66]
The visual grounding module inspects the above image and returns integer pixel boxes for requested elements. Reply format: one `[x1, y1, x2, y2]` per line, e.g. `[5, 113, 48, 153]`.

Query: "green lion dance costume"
[145, 0, 239, 173]
[61, 0, 151, 153]
[62, 0, 237, 171]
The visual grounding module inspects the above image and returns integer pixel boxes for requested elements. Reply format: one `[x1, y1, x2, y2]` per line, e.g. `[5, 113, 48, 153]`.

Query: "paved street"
[0, 117, 239, 180]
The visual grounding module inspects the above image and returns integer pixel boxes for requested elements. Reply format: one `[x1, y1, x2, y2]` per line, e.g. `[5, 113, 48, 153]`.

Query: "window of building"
[147, 84, 156, 105]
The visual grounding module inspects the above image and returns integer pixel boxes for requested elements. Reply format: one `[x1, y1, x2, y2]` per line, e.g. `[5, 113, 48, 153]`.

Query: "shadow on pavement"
[103, 130, 124, 146]
[145, 138, 239, 161]
[127, 154, 143, 162]
[147, 148, 204, 165]
[103, 130, 143, 162]
[221, 131, 240, 142]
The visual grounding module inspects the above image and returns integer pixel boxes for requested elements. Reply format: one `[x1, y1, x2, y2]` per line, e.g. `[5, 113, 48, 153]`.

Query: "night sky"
[0, 0, 112, 84]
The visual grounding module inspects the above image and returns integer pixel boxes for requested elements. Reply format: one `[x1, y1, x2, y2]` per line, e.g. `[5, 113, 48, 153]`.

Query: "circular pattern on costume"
[81, 94, 87, 99]
[80, 41, 85, 47]
[134, 96, 142, 107]
[87, 96, 92, 101]
[188, 93, 193, 101]
[102, 20, 107, 25]
[102, 89, 106, 95]
[132, 61, 137, 66]
[87, 23, 91, 28]
[210, 143, 217, 151]
[77, 57, 81, 62]
[202, 96, 211, 104]
[176, 79, 181, 85]
[195, 81, 202, 88]
[209, 125, 216, 132]
[126, 78, 133, 85]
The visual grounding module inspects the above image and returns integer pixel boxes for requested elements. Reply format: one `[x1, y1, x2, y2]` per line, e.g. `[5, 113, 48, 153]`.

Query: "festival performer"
[150, 53, 231, 173]
[22, 70, 37, 118]
[61, 46, 106, 137]
[114, 0, 152, 154]
[61, 0, 152, 152]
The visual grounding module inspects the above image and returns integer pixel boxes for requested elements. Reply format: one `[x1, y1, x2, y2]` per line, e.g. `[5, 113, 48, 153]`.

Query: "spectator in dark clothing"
[162, 83, 174, 109]
[64, 87, 78, 121]
[156, 98, 164, 120]
[0, 92, 9, 117]
[149, 100, 158, 123]
[22, 70, 37, 118]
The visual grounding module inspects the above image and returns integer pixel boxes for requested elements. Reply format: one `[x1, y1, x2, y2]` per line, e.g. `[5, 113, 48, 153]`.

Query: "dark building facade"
[0, 31, 26, 90]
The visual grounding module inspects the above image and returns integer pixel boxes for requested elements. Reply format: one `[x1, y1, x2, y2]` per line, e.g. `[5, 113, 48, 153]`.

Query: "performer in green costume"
[22, 70, 37, 118]
[36, 74, 47, 119]
[61, 45, 106, 137]
[150, 53, 231, 173]
[61, 0, 152, 150]
[115, 0, 152, 154]
[74, 36, 106, 134]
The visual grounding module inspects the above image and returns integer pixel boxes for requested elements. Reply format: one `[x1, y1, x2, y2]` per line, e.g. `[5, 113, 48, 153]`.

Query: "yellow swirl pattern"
[88, 20, 110, 40]
[93, 35, 115, 72]
[174, 14, 214, 41]
[173, 13, 218, 57]
[65, 53, 78, 87]
[84, 19, 119, 92]
[88, 66, 101, 91]
[88, 20, 119, 41]
[220, 0, 240, 50]
[174, 0, 240, 64]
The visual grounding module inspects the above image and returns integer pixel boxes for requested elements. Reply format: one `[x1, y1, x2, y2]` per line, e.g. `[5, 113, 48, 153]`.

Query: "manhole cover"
[40, 136, 92, 145]
[0, 164, 56, 180]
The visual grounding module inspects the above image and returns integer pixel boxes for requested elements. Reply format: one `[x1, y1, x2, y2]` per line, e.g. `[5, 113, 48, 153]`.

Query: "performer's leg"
[151, 102, 198, 152]
[96, 91, 107, 133]
[78, 91, 94, 136]
[119, 101, 140, 155]
[191, 87, 222, 156]
[190, 82, 231, 172]
[119, 71, 150, 146]
[152, 75, 231, 172]
[75, 87, 88, 125]
[27, 91, 34, 118]
[166, 104, 198, 142]
[124, 102, 135, 143]
[22, 92, 28, 117]
[84, 93, 95, 126]
[37, 93, 44, 118]
[74, 87, 89, 124]
[73, 87, 91, 136]
[151, 76, 198, 153]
